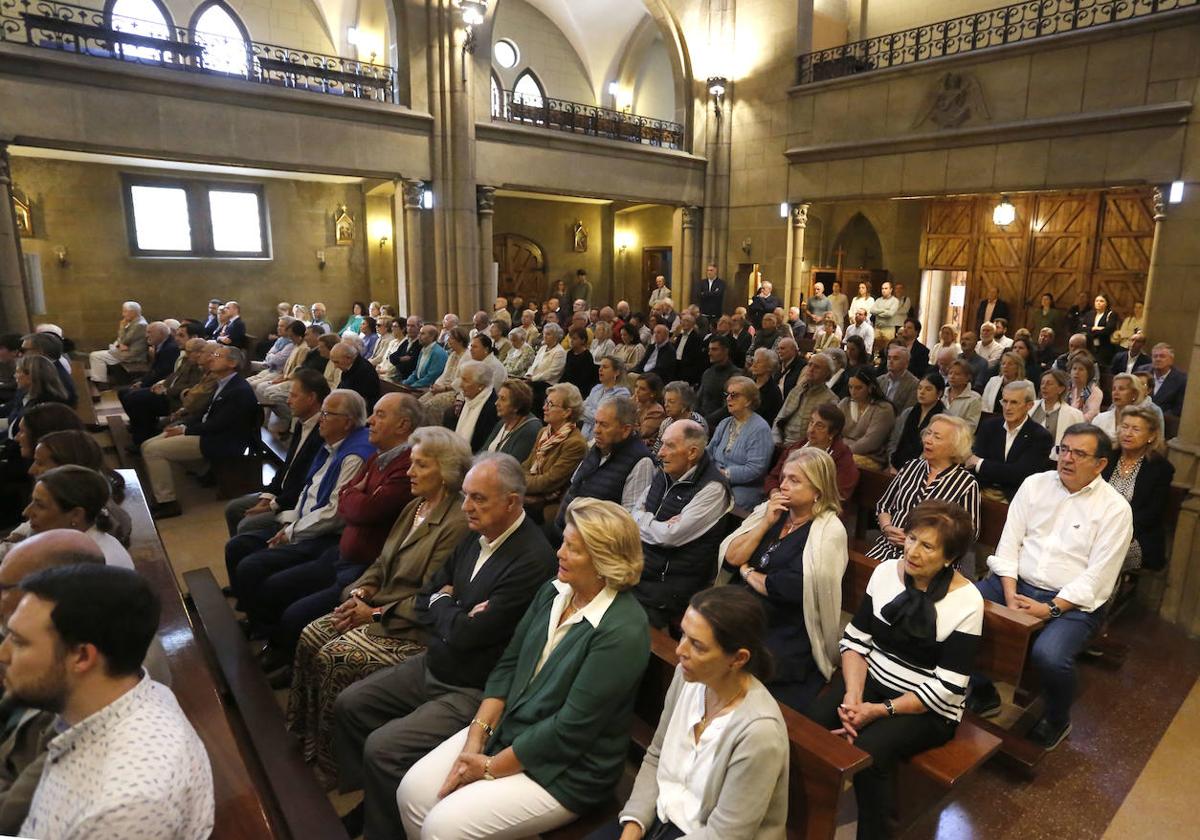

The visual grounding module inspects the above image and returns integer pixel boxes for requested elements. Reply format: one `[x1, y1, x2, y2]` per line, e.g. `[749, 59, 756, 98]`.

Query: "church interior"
[2, 0, 1200, 837]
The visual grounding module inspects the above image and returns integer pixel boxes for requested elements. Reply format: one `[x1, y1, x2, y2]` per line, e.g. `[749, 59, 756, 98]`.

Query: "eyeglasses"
[319, 410, 351, 420]
[1055, 444, 1097, 461]
[723, 391, 747, 400]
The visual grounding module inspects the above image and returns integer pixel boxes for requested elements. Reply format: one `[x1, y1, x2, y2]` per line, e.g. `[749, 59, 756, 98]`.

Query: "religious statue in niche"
[12, 188, 32, 237]
[334, 205, 354, 245]
[913, 72, 990, 130]
[572, 220, 588, 253]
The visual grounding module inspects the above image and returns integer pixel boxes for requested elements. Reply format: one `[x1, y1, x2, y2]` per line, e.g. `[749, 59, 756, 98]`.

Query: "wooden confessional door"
[493, 234, 546, 302]
[642, 247, 672, 303]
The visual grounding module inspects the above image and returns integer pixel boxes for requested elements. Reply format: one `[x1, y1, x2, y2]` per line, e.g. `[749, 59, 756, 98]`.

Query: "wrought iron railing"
[0, 0, 396, 101]
[493, 90, 685, 151]
[796, 0, 1199, 85]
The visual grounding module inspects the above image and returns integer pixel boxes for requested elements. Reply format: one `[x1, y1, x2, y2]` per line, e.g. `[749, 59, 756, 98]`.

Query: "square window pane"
[209, 190, 263, 253]
[130, 185, 192, 251]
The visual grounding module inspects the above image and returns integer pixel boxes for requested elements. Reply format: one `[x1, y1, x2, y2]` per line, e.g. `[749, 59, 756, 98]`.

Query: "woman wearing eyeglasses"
[706, 377, 774, 510]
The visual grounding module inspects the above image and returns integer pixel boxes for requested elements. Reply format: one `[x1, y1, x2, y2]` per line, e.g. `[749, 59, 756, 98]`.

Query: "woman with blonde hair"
[1103, 405, 1174, 573]
[867, 414, 979, 562]
[981, 351, 1032, 415]
[287, 427, 473, 780]
[720, 447, 849, 710]
[929, 324, 962, 361]
[1094, 372, 1162, 445]
[521, 382, 587, 524]
[398, 498, 651, 839]
[812, 311, 842, 351]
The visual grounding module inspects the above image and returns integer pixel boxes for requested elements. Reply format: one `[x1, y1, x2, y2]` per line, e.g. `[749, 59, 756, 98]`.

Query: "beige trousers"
[141, 432, 204, 503]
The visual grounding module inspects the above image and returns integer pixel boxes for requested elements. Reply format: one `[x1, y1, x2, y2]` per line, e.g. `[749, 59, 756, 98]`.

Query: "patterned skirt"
[286, 613, 424, 781]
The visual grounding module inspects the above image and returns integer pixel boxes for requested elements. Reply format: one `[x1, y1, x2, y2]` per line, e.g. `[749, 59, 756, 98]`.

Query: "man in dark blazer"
[728, 313, 753, 369]
[388, 317, 422, 381]
[633, 324, 678, 383]
[223, 368, 330, 537]
[975, 288, 1010, 331]
[201, 298, 222, 338]
[141, 345, 259, 517]
[1111, 332, 1150, 377]
[965, 380, 1054, 500]
[693, 263, 726, 320]
[1139, 343, 1187, 419]
[900, 317, 930, 377]
[331, 341, 381, 411]
[672, 313, 708, 386]
[777, 338, 804, 399]
[747, 281, 783, 330]
[331, 453, 557, 840]
[217, 300, 248, 348]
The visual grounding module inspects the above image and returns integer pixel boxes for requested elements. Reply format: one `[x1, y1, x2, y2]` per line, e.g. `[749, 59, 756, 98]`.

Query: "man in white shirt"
[630, 421, 731, 627]
[843, 306, 876, 355]
[976, 321, 1005, 366]
[6, 564, 213, 839]
[967, 423, 1132, 751]
[993, 317, 1014, 349]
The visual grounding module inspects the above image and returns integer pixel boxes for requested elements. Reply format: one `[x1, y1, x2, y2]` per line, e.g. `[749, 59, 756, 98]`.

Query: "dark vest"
[555, 433, 651, 529]
[640, 453, 730, 586]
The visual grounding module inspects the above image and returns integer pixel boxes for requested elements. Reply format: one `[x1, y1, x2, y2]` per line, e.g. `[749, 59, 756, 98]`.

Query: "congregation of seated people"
[0, 280, 1182, 840]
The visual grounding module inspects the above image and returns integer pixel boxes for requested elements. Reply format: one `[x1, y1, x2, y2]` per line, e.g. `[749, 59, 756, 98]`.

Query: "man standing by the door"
[693, 263, 726, 320]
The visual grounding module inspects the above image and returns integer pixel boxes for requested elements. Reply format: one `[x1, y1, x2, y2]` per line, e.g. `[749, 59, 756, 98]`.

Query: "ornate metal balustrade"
[494, 90, 685, 151]
[0, 0, 396, 102]
[796, 0, 1199, 85]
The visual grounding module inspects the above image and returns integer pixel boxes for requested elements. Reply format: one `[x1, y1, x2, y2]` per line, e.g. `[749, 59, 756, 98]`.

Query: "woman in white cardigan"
[589, 587, 789, 840]
[718, 447, 848, 712]
[1031, 368, 1085, 462]
[981, 351, 1033, 416]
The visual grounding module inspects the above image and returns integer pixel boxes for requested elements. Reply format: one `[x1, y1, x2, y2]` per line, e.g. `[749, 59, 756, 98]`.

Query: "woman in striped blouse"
[867, 414, 979, 562]
[808, 500, 984, 840]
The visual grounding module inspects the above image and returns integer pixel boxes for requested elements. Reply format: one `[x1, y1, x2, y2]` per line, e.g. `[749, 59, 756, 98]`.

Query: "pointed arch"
[831, 213, 885, 270]
[513, 68, 545, 108]
[490, 69, 505, 118]
[189, 0, 252, 77]
[104, 0, 175, 62]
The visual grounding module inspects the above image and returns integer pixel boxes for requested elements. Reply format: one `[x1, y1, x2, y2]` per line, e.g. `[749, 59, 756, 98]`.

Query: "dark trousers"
[332, 653, 483, 840]
[972, 574, 1103, 726]
[768, 668, 827, 715]
[233, 534, 340, 627]
[267, 545, 367, 653]
[586, 820, 683, 840]
[119, 387, 170, 445]
[808, 673, 955, 840]
[224, 528, 274, 605]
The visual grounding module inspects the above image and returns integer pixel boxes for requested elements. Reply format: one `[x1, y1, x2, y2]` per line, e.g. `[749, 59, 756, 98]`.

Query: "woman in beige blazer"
[838, 370, 896, 470]
[521, 382, 587, 524]
[287, 427, 473, 779]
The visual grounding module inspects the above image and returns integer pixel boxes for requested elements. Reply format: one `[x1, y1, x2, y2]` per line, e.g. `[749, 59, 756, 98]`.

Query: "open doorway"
[642, 247, 672, 304]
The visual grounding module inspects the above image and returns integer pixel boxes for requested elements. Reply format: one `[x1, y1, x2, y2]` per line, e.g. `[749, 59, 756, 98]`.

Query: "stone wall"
[492, 195, 611, 305]
[10, 156, 371, 348]
[615, 204, 677, 309]
[491, 0, 594, 105]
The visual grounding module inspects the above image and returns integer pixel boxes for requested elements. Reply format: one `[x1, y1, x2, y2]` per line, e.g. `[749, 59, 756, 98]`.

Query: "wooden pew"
[69, 359, 99, 426]
[544, 627, 872, 840]
[185, 567, 350, 840]
[118, 470, 277, 839]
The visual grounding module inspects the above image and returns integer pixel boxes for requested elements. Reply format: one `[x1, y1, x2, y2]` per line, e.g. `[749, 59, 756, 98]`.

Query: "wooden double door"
[920, 188, 1154, 334]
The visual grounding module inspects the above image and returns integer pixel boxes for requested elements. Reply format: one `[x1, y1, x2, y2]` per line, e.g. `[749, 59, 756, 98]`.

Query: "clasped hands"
[831, 694, 886, 744]
[331, 588, 378, 633]
[437, 736, 490, 799]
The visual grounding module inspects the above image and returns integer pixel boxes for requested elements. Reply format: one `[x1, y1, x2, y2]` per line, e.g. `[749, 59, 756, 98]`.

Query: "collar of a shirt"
[478, 510, 526, 554]
[375, 441, 412, 471]
[48, 672, 151, 758]
[550, 579, 618, 628]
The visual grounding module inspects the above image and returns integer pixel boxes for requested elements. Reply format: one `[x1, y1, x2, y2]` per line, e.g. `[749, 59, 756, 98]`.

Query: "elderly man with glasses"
[141, 345, 258, 519]
[966, 423, 1132, 751]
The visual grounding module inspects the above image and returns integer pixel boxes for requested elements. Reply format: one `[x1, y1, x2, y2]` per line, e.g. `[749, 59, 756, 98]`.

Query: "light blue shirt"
[581, 384, 632, 440]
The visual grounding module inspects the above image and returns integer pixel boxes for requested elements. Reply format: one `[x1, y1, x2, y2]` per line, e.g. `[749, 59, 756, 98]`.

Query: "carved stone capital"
[401, 178, 425, 210]
[477, 185, 496, 215]
[792, 203, 810, 229]
[682, 205, 701, 229]
[1153, 186, 1166, 222]
[0, 143, 11, 188]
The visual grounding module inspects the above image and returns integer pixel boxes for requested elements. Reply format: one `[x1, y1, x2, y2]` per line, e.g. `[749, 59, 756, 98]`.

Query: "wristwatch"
[883, 699, 896, 717]
[1046, 601, 1062, 619]
[370, 607, 384, 623]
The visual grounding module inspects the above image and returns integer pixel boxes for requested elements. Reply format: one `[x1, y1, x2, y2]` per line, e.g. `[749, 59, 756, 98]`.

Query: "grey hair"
[547, 382, 584, 422]
[508, 327, 526, 341]
[600, 354, 627, 376]
[663, 380, 697, 410]
[471, 451, 527, 496]
[669, 418, 709, 451]
[754, 348, 780, 375]
[542, 323, 564, 342]
[389, 392, 424, 428]
[122, 301, 142, 315]
[887, 344, 911, 361]
[146, 321, 169, 337]
[222, 346, 246, 367]
[409, 426, 473, 492]
[457, 359, 488, 386]
[328, 388, 368, 427]
[923, 414, 974, 463]
[1002, 380, 1036, 404]
[824, 348, 848, 372]
[336, 340, 361, 359]
[600, 395, 639, 428]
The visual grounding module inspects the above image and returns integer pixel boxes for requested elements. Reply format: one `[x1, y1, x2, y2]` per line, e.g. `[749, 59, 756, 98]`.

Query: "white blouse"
[655, 680, 735, 832]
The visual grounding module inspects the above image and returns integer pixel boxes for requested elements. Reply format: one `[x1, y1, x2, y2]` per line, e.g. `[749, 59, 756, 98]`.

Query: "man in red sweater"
[259, 393, 422, 681]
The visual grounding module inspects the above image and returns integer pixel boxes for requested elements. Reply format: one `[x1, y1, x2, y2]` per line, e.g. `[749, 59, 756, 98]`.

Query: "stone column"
[920, 270, 950, 346]
[400, 178, 427, 320]
[1154, 181, 1200, 634]
[0, 144, 31, 333]
[679, 205, 701, 311]
[1139, 186, 1168, 342]
[477, 185, 496, 305]
[789, 204, 810, 309]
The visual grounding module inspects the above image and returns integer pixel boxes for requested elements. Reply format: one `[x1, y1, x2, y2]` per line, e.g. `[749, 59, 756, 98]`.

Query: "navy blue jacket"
[217, 317, 247, 349]
[138, 338, 180, 388]
[184, 374, 259, 459]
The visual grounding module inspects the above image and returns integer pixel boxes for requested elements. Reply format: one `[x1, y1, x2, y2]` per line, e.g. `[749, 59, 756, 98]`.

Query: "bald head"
[0, 530, 104, 623]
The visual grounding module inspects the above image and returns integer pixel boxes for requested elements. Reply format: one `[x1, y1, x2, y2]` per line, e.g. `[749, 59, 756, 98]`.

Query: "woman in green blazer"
[397, 498, 651, 839]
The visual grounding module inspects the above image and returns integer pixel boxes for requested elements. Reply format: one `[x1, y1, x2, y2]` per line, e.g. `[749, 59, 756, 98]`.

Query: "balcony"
[0, 0, 397, 102]
[795, 0, 1199, 85]
[491, 89, 684, 152]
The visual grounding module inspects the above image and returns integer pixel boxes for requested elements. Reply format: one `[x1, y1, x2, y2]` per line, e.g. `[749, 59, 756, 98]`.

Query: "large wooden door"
[493, 234, 547, 303]
[1094, 192, 1155, 316]
[1024, 192, 1100, 329]
[642, 247, 672, 303]
[972, 194, 1034, 331]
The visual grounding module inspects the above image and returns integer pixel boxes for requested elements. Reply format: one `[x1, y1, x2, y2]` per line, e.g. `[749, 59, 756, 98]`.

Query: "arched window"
[490, 70, 503, 118]
[190, 1, 250, 77]
[105, 0, 174, 63]
[513, 70, 544, 108]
